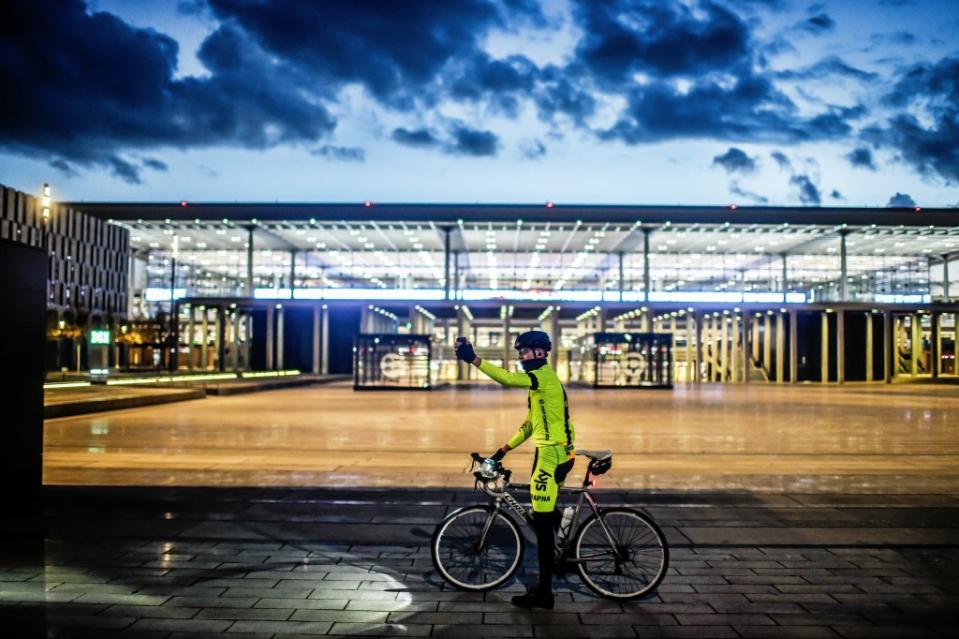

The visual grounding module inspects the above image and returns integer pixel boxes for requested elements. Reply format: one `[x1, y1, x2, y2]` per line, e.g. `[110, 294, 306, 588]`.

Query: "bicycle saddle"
[576, 449, 612, 461]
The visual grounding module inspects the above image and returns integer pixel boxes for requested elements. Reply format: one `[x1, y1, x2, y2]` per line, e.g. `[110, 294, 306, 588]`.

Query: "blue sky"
[1, 0, 957, 207]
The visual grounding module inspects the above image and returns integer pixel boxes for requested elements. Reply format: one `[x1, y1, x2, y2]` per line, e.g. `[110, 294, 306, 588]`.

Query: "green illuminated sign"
[89, 330, 111, 345]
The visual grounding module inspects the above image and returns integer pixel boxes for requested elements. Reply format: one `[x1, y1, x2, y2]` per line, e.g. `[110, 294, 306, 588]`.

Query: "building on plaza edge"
[3, 182, 956, 384]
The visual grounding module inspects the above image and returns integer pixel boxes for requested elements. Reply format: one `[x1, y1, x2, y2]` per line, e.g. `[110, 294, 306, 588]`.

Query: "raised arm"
[455, 337, 536, 388]
[478, 359, 535, 388]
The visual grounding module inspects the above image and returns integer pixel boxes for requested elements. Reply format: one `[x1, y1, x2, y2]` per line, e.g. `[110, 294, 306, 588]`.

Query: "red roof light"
[545, 201, 554, 208]
[364, 200, 373, 208]
[729, 204, 737, 210]
[915, 206, 921, 212]
[180, 201, 188, 207]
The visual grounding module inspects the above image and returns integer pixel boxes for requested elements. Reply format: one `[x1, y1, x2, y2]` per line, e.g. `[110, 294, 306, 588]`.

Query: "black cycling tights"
[532, 511, 560, 593]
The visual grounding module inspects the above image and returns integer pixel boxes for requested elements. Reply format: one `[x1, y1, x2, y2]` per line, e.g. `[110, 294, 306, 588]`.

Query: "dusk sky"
[1, 0, 958, 207]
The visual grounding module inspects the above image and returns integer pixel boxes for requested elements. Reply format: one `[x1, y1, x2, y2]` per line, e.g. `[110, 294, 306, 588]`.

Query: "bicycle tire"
[574, 506, 669, 600]
[431, 505, 525, 591]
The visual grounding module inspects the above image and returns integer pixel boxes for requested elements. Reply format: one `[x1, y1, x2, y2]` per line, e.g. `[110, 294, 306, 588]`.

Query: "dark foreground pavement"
[2, 488, 958, 638]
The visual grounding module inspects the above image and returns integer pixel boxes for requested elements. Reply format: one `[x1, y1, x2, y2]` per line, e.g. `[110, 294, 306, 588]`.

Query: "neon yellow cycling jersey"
[478, 359, 576, 450]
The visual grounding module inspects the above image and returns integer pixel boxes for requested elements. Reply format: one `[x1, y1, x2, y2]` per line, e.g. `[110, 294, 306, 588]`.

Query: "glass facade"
[122, 218, 958, 311]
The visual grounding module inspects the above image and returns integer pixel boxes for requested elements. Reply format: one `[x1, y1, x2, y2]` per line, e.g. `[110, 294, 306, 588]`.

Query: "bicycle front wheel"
[574, 507, 669, 600]
[431, 505, 524, 591]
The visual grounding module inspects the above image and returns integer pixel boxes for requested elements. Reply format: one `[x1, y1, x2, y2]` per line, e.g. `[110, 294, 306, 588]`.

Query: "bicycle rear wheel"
[431, 505, 524, 591]
[574, 507, 669, 600]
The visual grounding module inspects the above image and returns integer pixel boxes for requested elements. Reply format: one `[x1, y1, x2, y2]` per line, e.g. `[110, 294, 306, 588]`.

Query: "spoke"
[577, 511, 665, 596]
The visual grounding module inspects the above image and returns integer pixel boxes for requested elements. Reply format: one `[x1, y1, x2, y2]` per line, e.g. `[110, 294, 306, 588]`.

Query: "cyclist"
[455, 330, 575, 610]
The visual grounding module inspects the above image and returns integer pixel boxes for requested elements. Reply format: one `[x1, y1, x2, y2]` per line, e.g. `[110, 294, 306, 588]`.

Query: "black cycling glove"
[455, 338, 476, 363]
[490, 448, 506, 462]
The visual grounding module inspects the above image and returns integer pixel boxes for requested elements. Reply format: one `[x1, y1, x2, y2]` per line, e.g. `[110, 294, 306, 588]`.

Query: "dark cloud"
[846, 147, 877, 170]
[0, 0, 336, 182]
[712, 147, 758, 173]
[49, 159, 79, 178]
[794, 12, 835, 36]
[730, 181, 768, 204]
[600, 71, 858, 145]
[204, 0, 541, 109]
[830, 189, 844, 200]
[142, 157, 169, 171]
[887, 192, 916, 207]
[871, 56, 959, 183]
[392, 128, 440, 149]
[176, 0, 207, 15]
[775, 56, 878, 82]
[531, 65, 597, 124]
[109, 157, 142, 184]
[571, 0, 752, 83]
[449, 124, 499, 157]
[0, 0, 929, 184]
[761, 36, 798, 59]
[391, 124, 498, 157]
[520, 139, 546, 160]
[869, 31, 918, 47]
[311, 145, 366, 162]
[879, 0, 917, 6]
[790, 174, 821, 205]
[448, 53, 538, 117]
[771, 151, 792, 170]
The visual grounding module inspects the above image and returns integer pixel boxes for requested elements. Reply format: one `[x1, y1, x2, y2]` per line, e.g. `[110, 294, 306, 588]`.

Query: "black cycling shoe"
[510, 587, 554, 609]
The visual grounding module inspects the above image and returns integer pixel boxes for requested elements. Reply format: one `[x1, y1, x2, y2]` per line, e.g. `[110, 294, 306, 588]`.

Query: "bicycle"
[431, 449, 669, 600]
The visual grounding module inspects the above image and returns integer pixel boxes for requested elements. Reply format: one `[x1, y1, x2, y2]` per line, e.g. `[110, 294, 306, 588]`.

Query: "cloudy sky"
[1, 0, 957, 207]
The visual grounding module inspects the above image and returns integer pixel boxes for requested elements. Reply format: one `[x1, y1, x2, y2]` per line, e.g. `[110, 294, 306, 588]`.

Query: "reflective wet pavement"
[2, 487, 958, 637]
[43, 382, 959, 492]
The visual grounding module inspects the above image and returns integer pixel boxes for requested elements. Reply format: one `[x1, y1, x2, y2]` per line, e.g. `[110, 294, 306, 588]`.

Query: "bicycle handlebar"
[470, 452, 512, 485]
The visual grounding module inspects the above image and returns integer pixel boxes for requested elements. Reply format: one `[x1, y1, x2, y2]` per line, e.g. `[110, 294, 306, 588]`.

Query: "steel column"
[839, 231, 848, 302]
[741, 314, 749, 384]
[245, 226, 254, 297]
[763, 314, 772, 372]
[911, 313, 920, 376]
[277, 306, 284, 370]
[312, 305, 321, 375]
[719, 315, 729, 382]
[883, 312, 893, 383]
[775, 312, 785, 384]
[821, 312, 829, 383]
[321, 306, 329, 375]
[836, 309, 844, 384]
[200, 306, 209, 369]
[231, 310, 240, 371]
[187, 304, 195, 370]
[265, 306, 274, 371]
[789, 310, 798, 383]
[643, 229, 651, 301]
[443, 228, 451, 301]
[932, 312, 941, 378]
[289, 250, 296, 297]
[216, 306, 225, 371]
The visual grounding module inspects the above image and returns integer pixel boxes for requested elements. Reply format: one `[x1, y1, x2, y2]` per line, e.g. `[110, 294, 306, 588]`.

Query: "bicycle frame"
[474, 464, 625, 564]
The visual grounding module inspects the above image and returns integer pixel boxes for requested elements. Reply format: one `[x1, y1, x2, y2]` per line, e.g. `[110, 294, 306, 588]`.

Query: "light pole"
[40, 182, 51, 251]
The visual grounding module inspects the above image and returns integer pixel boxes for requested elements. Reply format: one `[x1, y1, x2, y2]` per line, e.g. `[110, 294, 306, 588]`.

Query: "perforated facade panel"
[0, 183, 129, 317]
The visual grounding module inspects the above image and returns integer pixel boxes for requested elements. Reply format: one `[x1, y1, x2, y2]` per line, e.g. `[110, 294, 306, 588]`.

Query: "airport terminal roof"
[70, 202, 959, 228]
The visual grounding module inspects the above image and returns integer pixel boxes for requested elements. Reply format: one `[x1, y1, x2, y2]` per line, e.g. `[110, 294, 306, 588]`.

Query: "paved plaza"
[3, 382, 955, 636]
[43, 382, 959, 492]
[2, 487, 958, 637]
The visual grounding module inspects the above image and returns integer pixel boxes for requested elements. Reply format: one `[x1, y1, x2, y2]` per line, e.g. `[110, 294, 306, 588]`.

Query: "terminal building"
[2, 182, 957, 388]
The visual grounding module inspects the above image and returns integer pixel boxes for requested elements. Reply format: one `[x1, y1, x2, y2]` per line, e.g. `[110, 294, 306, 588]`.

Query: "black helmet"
[514, 330, 551, 353]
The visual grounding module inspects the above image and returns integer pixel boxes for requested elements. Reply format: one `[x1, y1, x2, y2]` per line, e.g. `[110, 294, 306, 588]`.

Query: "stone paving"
[2, 488, 958, 637]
